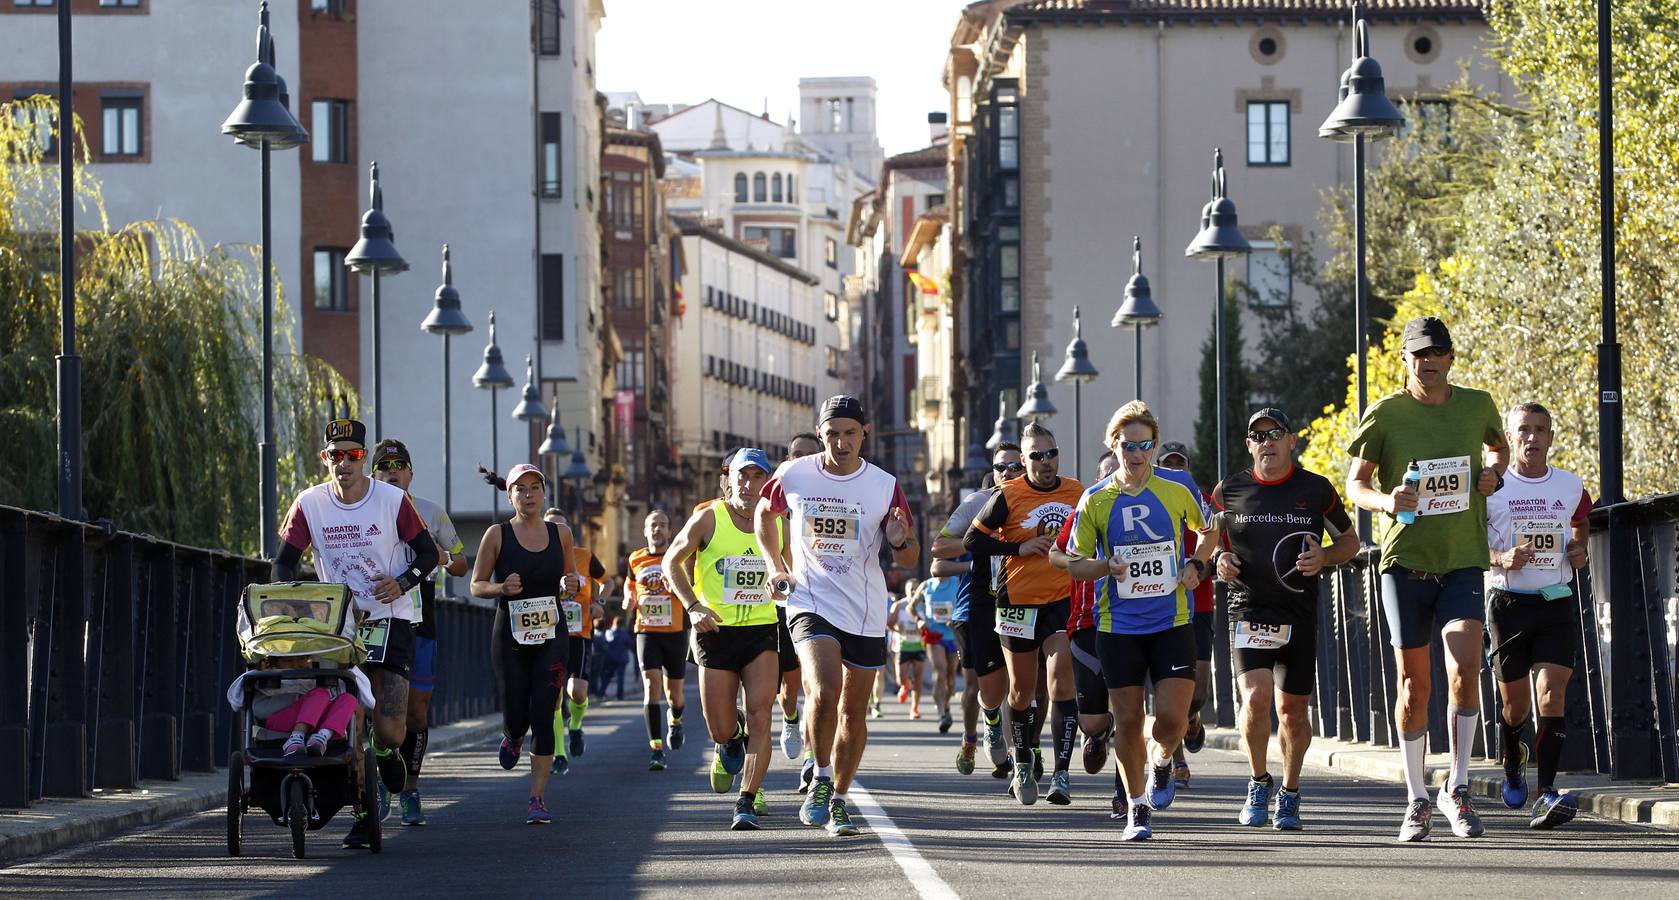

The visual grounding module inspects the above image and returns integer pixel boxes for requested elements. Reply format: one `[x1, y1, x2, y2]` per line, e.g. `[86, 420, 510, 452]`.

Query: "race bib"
[508, 596, 559, 645]
[1113, 540, 1178, 600]
[1416, 456, 1472, 516]
[1513, 517, 1567, 570]
[1233, 620, 1292, 650]
[900, 636, 925, 652]
[562, 598, 584, 636]
[723, 555, 770, 605]
[640, 597, 674, 628]
[994, 605, 1038, 640]
[928, 598, 953, 623]
[357, 619, 390, 664]
[803, 501, 863, 559]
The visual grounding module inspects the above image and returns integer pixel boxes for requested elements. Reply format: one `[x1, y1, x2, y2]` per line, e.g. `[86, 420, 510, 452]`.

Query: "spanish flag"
[906, 271, 940, 296]
[673, 280, 685, 316]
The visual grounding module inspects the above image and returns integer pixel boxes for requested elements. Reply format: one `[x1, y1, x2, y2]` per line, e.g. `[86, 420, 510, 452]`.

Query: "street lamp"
[1595, 0, 1622, 506]
[420, 244, 472, 518]
[1185, 149, 1253, 485]
[1055, 305, 1100, 481]
[1112, 236, 1162, 401]
[984, 392, 1016, 452]
[473, 310, 515, 515]
[221, 0, 308, 558]
[346, 161, 409, 440]
[512, 354, 549, 422]
[1016, 351, 1057, 422]
[963, 439, 989, 487]
[1318, 0, 1403, 538]
[563, 427, 592, 534]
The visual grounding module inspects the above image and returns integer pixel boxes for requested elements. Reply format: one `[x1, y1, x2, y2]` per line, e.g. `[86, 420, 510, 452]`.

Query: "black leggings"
[491, 611, 569, 756]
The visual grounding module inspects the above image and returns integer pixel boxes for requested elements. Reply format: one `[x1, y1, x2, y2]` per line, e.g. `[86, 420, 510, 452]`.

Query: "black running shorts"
[788, 611, 886, 670]
[1095, 623, 1198, 689]
[637, 631, 688, 679]
[1487, 588, 1579, 683]
[1231, 618, 1317, 697]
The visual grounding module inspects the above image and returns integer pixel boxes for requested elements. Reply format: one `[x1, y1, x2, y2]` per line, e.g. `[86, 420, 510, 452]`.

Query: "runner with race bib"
[627, 510, 688, 771]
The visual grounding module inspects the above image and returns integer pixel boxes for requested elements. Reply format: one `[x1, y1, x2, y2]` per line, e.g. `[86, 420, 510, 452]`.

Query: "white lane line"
[849, 783, 960, 900]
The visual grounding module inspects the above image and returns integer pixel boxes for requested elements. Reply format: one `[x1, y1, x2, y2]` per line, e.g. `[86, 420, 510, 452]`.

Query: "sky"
[596, 0, 961, 156]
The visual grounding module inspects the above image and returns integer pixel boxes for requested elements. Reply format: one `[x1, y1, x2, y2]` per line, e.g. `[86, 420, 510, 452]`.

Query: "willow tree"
[0, 95, 354, 553]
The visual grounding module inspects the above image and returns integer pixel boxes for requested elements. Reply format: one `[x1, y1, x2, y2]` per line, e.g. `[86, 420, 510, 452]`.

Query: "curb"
[0, 714, 503, 864]
[1204, 727, 1679, 829]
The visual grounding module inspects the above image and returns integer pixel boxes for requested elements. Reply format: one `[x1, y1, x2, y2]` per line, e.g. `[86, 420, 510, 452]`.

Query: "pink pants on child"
[264, 687, 358, 736]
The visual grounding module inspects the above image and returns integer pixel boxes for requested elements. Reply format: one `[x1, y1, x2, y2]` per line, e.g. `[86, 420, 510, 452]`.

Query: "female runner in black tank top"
[470, 464, 579, 823]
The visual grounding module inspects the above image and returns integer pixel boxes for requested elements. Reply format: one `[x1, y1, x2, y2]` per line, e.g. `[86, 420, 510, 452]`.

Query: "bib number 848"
[1129, 558, 1167, 579]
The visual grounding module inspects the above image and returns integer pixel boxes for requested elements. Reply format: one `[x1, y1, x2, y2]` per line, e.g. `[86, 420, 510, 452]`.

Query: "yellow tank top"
[696, 502, 781, 627]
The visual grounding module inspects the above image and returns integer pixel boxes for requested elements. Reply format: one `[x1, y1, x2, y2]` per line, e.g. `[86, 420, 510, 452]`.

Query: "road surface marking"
[850, 782, 960, 900]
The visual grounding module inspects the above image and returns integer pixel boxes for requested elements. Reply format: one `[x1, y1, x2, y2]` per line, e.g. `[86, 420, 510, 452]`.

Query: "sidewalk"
[0, 714, 503, 864]
[1204, 726, 1679, 828]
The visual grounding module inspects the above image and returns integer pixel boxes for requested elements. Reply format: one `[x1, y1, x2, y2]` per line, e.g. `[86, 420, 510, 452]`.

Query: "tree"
[0, 96, 353, 553]
[1190, 289, 1251, 489]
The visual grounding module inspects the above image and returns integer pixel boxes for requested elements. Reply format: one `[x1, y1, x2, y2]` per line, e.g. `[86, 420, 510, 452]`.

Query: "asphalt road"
[5, 677, 1679, 898]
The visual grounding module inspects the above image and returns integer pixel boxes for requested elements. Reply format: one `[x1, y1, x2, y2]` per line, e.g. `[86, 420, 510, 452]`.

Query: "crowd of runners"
[275, 314, 1592, 845]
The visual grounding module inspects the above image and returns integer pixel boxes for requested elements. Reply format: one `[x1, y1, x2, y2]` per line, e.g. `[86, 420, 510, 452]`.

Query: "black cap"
[1402, 316, 1453, 353]
[1158, 441, 1190, 463]
[1246, 408, 1292, 432]
[324, 418, 367, 447]
[372, 439, 411, 466]
[819, 395, 868, 427]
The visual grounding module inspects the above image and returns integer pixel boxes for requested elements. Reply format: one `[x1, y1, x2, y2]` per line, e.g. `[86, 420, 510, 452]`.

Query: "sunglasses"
[1411, 346, 1452, 359]
[1026, 447, 1059, 462]
[992, 461, 1025, 474]
[323, 448, 367, 463]
[1119, 440, 1155, 453]
[374, 459, 411, 472]
[1247, 428, 1288, 443]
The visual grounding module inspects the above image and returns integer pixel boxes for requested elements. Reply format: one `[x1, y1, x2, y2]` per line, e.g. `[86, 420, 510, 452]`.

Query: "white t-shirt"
[280, 478, 428, 621]
[1486, 466, 1592, 593]
[762, 454, 913, 638]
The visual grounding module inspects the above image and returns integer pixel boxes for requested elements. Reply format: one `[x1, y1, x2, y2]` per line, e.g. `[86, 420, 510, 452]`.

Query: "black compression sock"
[982, 706, 1002, 727]
[1009, 705, 1031, 763]
[1501, 718, 1527, 772]
[402, 728, 428, 778]
[1052, 699, 1078, 773]
[670, 704, 685, 723]
[1536, 716, 1566, 792]
[646, 702, 664, 743]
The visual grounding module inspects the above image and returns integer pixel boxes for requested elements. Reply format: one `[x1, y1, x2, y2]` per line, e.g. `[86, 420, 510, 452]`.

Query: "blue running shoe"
[1273, 788, 1303, 831]
[801, 777, 834, 826]
[826, 798, 860, 837]
[378, 783, 392, 822]
[1501, 742, 1529, 810]
[984, 719, 1008, 767]
[730, 794, 760, 831]
[1121, 803, 1152, 842]
[399, 789, 426, 826]
[526, 796, 552, 824]
[1239, 777, 1272, 826]
[1530, 790, 1578, 830]
[721, 711, 747, 776]
[1147, 755, 1177, 810]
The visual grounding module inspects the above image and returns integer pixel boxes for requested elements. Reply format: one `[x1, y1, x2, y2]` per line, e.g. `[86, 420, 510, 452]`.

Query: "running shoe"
[649, 747, 667, 771]
[898, 684, 909, 704]
[1046, 770, 1072, 806]
[1397, 798, 1432, 842]
[1436, 785, 1485, 838]
[1147, 755, 1176, 810]
[710, 749, 735, 794]
[798, 755, 816, 794]
[341, 811, 372, 850]
[1032, 749, 1044, 782]
[375, 748, 407, 795]
[399, 789, 426, 826]
[1501, 741, 1530, 809]
[826, 797, 860, 837]
[378, 784, 392, 822]
[498, 736, 523, 770]
[1110, 793, 1127, 820]
[1184, 715, 1205, 753]
[283, 733, 307, 757]
[526, 796, 552, 824]
[780, 717, 802, 760]
[753, 788, 768, 817]
[667, 719, 685, 751]
[1273, 788, 1303, 831]
[569, 727, 586, 759]
[1081, 728, 1110, 776]
[938, 712, 953, 734]
[956, 740, 977, 775]
[1530, 790, 1578, 830]
[1173, 761, 1191, 790]
[551, 754, 570, 776]
[801, 777, 834, 826]
[991, 761, 1012, 779]
[1121, 803, 1152, 842]
[984, 720, 1008, 768]
[1011, 759, 1038, 806]
[730, 794, 760, 831]
[1239, 778, 1273, 826]
[910, 707, 922, 720]
[870, 702, 884, 719]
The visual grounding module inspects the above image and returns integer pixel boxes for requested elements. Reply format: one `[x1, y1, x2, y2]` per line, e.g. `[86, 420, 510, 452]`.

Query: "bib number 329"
[994, 606, 1038, 640]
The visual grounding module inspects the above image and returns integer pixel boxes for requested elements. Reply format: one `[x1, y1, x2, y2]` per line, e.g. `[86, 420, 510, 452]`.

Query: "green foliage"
[0, 96, 354, 553]
[1190, 287, 1250, 488]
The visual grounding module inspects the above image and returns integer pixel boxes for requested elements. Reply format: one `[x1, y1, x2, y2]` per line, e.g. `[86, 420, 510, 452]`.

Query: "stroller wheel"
[363, 744, 383, 854]
[287, 776, 308, 859]
[226, 751, 244, 857]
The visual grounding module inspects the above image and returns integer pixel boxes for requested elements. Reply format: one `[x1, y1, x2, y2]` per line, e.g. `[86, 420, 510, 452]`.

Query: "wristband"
[1185, 557, 1207, 576]
[890, 539, 910, 552]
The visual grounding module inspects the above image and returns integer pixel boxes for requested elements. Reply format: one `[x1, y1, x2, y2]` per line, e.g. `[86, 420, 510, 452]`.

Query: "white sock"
[834, 791, 847, 805]
[1401, 730, 1429, 802]
[1151, 746, 1173, 769]
[1449, 706, 1479, 790]
[815, 764, 832, 780]
[1129, 794, 1147, 819]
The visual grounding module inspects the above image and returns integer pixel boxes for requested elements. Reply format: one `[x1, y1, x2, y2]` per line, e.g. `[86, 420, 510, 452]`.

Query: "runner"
[542, 508, 609, 777]
[916, 575, 963, 733]
[272, 419, 439, 849]
[1345, 316, 1507, 841]
[1156, 441, 1214, 789]
[1485, 402, 1591, 829]
[964, 422, 1084, 806]
[368, 439, 469, 827]
[757, 395, 918, 837]
[779, 432, 822, 775]
[666, 448, 784, 829]
[889, 586, 927, 719]
[626, 510, 689, 771]
[1066, 401, 1216, 841]
[1209, 409, 1359, 829]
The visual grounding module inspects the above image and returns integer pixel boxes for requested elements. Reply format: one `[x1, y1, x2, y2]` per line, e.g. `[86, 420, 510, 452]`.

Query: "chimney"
[928, 111, 949, 146]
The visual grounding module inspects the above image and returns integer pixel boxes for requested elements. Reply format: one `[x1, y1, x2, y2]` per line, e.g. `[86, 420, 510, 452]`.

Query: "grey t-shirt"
[407, 493, 462, 638]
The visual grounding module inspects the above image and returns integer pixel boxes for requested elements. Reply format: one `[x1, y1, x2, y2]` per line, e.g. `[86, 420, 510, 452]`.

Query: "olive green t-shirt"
[1346, 386, 1504, 574]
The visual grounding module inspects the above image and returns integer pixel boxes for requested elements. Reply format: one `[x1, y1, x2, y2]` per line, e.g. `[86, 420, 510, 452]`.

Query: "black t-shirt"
[1213, 466, 1353, 625]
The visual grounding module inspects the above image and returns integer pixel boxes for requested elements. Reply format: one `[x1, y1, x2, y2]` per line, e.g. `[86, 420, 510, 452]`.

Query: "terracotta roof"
[1009, 0, 1486, 22]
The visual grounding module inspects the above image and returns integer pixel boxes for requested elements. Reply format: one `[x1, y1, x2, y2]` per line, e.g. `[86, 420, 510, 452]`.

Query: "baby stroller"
[226, 582, 378, 858]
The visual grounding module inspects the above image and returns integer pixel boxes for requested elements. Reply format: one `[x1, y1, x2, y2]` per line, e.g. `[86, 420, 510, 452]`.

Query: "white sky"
[596, 0, 960, 157]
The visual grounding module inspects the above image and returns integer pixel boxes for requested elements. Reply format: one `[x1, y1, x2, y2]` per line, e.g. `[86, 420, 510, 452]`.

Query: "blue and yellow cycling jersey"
[1070, 473, 1205, 635]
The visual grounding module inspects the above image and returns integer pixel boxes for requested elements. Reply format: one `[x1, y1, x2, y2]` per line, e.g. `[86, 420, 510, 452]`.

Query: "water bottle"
[1396, 459, 1421, 525]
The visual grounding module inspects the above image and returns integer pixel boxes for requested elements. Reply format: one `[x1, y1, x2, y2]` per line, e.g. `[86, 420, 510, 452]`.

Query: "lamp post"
[563, 427, 592, 538]
[1318, 0, 1404, 538]
[420, 245, 472, 517]
[346, 161, 409, 440]
[473, 310, 515, 515]
[1596, 0, 1622, 506]
[1112, 236, 1163, 401]
[963, 440, 989, 488]
[1016, 351, 1057, 424]
[984, 392, 1016, 452]
[1055, 306, 1099, 481]
[1185, 149, 1253, 485]
[221, 1, 308, 557]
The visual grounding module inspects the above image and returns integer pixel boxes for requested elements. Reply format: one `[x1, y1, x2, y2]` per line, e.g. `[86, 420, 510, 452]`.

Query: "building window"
[826, 99, 842, 133]
[752, 172, 766, 202]
[540, 253, 564, 341]
[1002, 320, 1020, 350]
[1246, 101, 1289, 166]
[310, 0, 347, 16]
[824, 291, 840, 322]
[995, 92, 1019, 171]
[100, 0, 140, 6]
[610, 171, 643, 228]
[311, 99, 350, 164]
[536, 0, 562, 56]
[10, 92, 56, 155]
[926, 193, 946, 210]
[1001, 176, 1019, 210]
[15, 0, 55, 6]
[1246, 240, 1293, 307]
[614, 267, 645, 309]
[99, 92, 142, 158]
[771, 173, 782, 202]
[540, 112, 561, 197]
[313, 248, 348, 311]
[617, 347, 645, 394]
[825, 346, 840, 378]
[734, 173, 748, 202]
[742, 226, 796, 259]
[1000, 282, 1020, 313]
[788, 173, 796, 202]
[824, 237, 837, 268]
